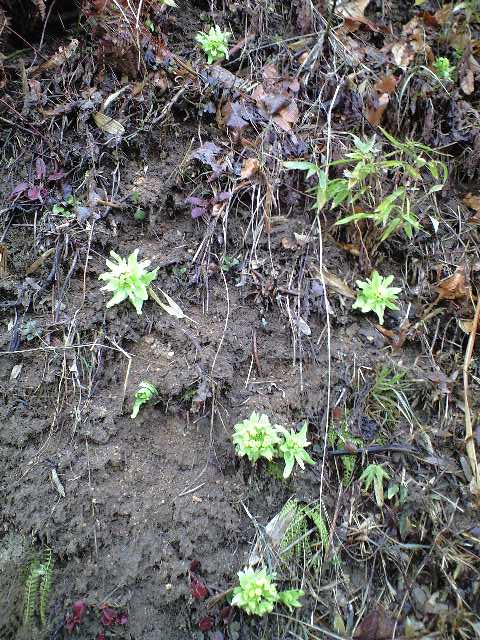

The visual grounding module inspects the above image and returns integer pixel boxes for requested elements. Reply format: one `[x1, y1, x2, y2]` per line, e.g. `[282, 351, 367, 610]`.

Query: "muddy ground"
[1, 0, 480, 639]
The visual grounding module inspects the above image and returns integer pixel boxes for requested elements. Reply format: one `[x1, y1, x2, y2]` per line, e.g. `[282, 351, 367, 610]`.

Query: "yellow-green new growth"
[131, 381, 158, 418]
[232, 412, 281, 463]
[99, 250, 158, 315]
[232, 567, 304, 616]
[196, 25, 231, 64]
[360, 463, 390, 507]
[352, 271, 401, 324]
[275, 422, 315, 478]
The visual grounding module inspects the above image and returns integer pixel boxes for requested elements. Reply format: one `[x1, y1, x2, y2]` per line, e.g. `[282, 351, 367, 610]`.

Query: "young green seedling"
[99, 249, 158, 315]
[131, 381, 158, 419]
[232, 412, 281, 463]
[232, 567, 304, 616]
[352, 271, 401, 324]
[359, 463, 390, 507]
[432, 57, 454, 80]
[196, 25, 231, 64]
[275, 422, 315, 478]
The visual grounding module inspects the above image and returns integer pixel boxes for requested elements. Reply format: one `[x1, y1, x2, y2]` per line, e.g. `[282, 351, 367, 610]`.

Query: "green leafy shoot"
[232, 568, 278, 616]
[277, 589, 305, 611]
[352, 271, 401, 324]
[196, 25, 231, 64]
[131, 381, 158, 419]
[232, 567, 304, 617]
[359, 463, 390, 507]
[432, 57, 454, 80]
[284, 132, 448, 244]
[275, 422, 315, 478]
[232, 412, 281, 463]
[99, 249, 158, 314]
[52, 194, 76, 218]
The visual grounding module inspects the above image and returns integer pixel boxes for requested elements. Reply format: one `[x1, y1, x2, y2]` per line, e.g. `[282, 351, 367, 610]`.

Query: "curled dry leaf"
[463, 193, 480, 222]
[93, 112, 125, 136]
[436, 266, 470, 300]
[310, 264, 356, 299]
[367, 93, 390, 127]
[389, 18, 426, 70]
[241, 158, 260, 179]
[30, 39, 79, 76]
[354, 609, 395, 640]
[336, 0, 371, 19]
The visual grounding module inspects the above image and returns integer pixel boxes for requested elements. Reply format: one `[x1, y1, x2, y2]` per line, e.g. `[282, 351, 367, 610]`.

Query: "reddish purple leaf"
[35, 157, 46, 180]
[27, 186, 42, 201]
[10, 182, 29, 197]
[191, 207, 206, 219]
[100, 607, 117, 627]
[72, 600, 87, 620]
[185, 196, 208, 207]
[214, 192, 232, 203]
[190, 559, 201, 572]
[220, 605, 234, 625]
[96, 632, 106, 640]
[117, 610, 129, 625]
[190, 576, 208, 600]
[198, 616, 214, 631]
[64, 616, 77, 633]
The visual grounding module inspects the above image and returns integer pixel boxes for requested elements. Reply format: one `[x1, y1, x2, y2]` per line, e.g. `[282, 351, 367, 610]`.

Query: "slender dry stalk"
[463, 295, 480, 496]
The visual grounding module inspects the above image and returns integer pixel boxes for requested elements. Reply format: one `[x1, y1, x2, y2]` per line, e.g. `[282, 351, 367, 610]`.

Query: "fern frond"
[39, 549, 54, 626]
[23, 556, 40, 627]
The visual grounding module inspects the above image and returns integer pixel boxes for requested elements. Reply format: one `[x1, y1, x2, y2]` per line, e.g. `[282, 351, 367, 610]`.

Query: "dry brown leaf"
[281, 236, 297, 250]
[342, 16, 388, 33]
[354, 609, 395, 640]
[367, 93, 389, 127]
[30, 39, 79, 77]
[461, 68, 475, 95]
[336, 241, 361, 257]
[464, 193, 480, 212]
[374, 75, 398, 94]
[337, 0, 371, 19]
[458, 318, 479, 335]
[310, 265, 356, 299]
[436, 266, 470, 300]
[241, 158, 260, 179]
[92, 112, 125, 136]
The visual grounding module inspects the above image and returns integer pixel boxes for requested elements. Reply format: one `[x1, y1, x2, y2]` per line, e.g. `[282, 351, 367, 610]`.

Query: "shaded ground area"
[0, 0, 479, 639]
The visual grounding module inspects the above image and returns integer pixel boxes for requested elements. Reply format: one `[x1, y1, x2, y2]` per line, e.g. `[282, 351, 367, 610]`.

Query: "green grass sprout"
[99, 249, 158, 314]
